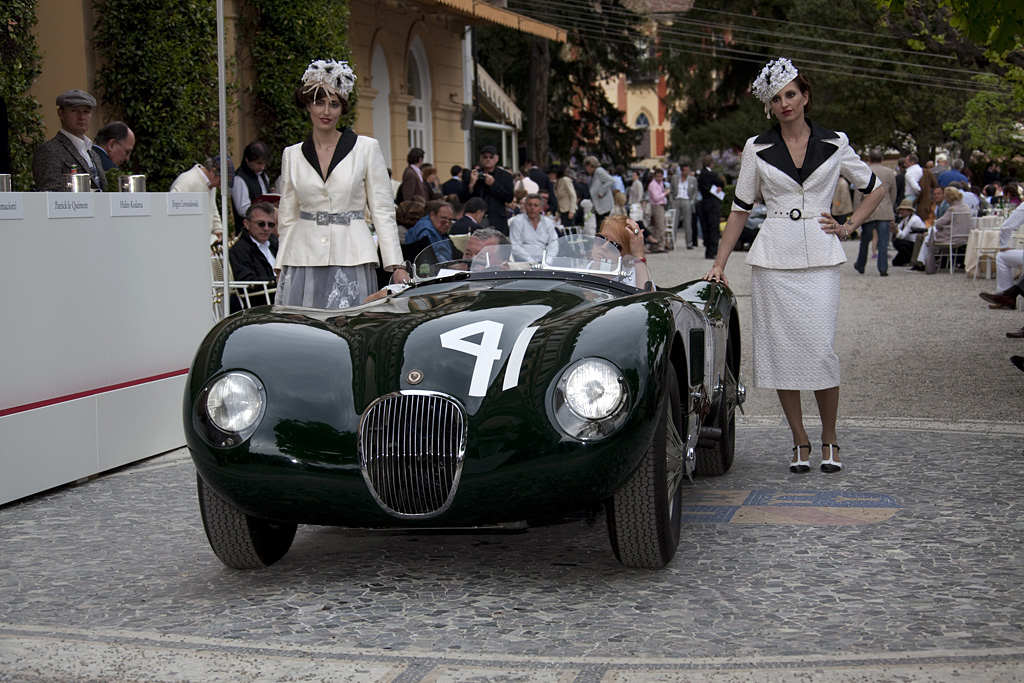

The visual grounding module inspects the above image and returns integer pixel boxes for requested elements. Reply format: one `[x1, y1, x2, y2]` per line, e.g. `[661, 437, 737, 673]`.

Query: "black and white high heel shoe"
[790, 444, 811, 473]
[821, 444, 843, 473]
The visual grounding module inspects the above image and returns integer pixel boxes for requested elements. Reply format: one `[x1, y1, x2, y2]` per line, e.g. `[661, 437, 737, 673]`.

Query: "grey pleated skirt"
[276, 264, 378, 310]
[749, 265, 841, 390]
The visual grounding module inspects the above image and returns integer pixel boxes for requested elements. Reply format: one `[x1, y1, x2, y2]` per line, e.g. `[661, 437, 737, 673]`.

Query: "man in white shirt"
[170, 156, 230, 235]
[904, 153, 923, 205]
[32, 89, 107, 191]
[509, 193, 559, 262]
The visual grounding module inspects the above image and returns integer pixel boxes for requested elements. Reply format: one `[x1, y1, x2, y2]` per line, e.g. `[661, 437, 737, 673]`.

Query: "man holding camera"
[467, 145, 514, 235]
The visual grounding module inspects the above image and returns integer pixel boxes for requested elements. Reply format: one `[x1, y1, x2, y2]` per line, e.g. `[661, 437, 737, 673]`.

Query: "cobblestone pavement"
[2, 241, 1023, 682]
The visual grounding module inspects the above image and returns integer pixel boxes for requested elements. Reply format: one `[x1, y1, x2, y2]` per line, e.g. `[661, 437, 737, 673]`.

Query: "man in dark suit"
[32, 89, 107, 191]
[441, 165, 464, 197]
[697, 154, 724, 259]
[450, 197, 486, 235]
[525, 159, 553, 195]
[467, 145, 515, 235]
[91, 121, 135, 173]
[229, 202, 278, 311]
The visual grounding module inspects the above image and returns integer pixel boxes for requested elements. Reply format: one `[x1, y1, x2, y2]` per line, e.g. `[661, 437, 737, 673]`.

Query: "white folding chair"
[933, 211, 973, 274]
[663, 208, 676, 249]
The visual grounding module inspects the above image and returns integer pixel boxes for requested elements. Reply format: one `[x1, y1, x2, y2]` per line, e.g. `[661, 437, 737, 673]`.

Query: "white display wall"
[0, 191, 213, 505]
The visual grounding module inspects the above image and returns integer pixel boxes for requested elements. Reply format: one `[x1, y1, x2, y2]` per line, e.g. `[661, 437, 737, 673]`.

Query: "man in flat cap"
[32, 89, 107, 192]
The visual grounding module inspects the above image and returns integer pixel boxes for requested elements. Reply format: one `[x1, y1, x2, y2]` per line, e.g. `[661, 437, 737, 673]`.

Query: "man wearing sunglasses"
[229, 201, 279, 311]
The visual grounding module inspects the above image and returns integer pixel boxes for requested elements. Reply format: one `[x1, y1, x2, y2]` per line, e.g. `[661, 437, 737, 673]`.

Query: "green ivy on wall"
[1, 0, 46, 191]
[93, 0, 227, 191]
[237, 0, 354, 178]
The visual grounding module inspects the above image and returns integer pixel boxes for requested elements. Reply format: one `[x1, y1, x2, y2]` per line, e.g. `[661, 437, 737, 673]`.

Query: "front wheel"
[196, 473, 297, 569]
[607, 365, 686, 569]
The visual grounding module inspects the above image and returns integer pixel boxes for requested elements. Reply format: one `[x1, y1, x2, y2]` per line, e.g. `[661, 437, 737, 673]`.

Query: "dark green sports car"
[186, 235, 744, 570]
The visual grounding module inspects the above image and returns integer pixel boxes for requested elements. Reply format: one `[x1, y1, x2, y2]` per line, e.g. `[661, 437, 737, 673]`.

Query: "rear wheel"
[695, 334, 738, 476]
[607, 366, 685, 569]
[196, 473, 297, 569]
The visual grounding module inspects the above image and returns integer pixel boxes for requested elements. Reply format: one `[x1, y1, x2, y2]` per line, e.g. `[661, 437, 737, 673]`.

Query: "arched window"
[406, 38, 432, 161]
[635, 112, 651, 159]
[371, 45, 392, 168]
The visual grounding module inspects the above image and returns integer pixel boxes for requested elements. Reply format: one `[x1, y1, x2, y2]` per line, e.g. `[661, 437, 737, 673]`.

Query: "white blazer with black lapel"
[277, 128, 403, 272]
[732, 120, 876, 270]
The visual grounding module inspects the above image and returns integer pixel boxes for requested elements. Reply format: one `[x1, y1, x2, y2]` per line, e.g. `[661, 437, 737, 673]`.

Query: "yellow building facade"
[30, 0, 561, 182]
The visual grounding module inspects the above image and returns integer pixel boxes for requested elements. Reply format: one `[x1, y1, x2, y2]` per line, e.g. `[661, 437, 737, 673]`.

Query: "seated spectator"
[91, 121, 134, 173]
[1006, 183, 1022, 208]
[229, 201, 278, 311]
[231, 141, 273, 233]
[32, 89, 106, 191]
[596, 214, 652, 290]
[451, 196, 486, 235]
[892, 198, 926, 267]
[405, 199, 454, 261]
[930, 185, 947, 223]
[953, 181, 981, 216]
[170, 156, 232, 235]
[421, 164, 441, 200]
[509, 193, 559, 261]
[461, 227, 509, 261]
[921, 186, 970, 273]
[978, 202, 1024, 311]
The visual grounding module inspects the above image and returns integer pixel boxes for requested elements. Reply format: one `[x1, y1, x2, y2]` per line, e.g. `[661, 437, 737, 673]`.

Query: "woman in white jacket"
[276, 59, 408, 309]
[704, 58, 885, 474]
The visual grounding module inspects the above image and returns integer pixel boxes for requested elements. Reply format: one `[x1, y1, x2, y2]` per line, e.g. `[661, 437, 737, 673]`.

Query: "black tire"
[695, 333, 738, 476]
[607, 365, 686, 569]
[196, 473, 297, 569]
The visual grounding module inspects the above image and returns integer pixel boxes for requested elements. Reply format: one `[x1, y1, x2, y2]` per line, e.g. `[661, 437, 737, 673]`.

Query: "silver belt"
[770, 209, 817, 220]
[299, 210, 364, 225]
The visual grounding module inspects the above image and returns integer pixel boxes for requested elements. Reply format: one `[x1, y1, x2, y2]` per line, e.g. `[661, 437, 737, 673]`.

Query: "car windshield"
[410, 234, 648, 288]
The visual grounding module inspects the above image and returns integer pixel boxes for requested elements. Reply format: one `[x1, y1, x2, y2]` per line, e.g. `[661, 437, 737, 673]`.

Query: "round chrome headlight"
[204, 372, 265, 435]
[564, 360, 624, 420]
[552, 358, 629, 441]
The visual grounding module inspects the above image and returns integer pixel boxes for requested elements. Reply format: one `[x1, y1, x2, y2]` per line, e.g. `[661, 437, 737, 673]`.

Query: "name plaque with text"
[167, 193, 205, 216]
[0, 193, 24, 220]
[47, 193, 95, 219]
[110, 194, 152, 217]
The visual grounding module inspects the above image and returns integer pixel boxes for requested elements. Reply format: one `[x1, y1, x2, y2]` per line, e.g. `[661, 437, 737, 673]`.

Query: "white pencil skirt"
[749, 265, 841, 390]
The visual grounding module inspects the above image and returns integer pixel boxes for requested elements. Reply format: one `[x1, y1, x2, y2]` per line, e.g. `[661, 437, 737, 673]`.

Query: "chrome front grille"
[358, 391, 466, 518]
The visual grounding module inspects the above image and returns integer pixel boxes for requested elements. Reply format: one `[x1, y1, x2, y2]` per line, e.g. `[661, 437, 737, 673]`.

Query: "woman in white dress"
[704, 58, 885, 473]
[276, 59, 408, 308]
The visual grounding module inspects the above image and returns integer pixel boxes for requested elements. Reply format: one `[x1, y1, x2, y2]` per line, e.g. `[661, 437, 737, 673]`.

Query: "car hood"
[205, 276, 673, 416]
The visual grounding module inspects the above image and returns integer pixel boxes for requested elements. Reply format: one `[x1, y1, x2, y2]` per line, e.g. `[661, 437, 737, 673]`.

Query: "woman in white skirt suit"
[704, 58, 885, 474]
[275, 59, 408, 309]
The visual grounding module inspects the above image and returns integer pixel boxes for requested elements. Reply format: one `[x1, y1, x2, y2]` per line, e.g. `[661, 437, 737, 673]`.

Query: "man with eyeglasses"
[404, 199, 455, 262]
[229, 201, 278, 310]
[92, 121, 135, 173]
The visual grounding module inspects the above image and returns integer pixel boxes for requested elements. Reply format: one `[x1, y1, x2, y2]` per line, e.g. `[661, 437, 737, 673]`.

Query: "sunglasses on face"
[597, 235, 623, 252]
[251, 220, 276, 229]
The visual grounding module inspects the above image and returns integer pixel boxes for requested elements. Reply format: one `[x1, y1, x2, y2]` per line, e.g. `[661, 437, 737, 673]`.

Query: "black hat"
[480, 145, 498, 156]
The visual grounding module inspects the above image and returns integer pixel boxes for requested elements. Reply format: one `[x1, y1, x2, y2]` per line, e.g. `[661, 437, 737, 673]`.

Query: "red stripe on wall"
[0, 369, 190, 418]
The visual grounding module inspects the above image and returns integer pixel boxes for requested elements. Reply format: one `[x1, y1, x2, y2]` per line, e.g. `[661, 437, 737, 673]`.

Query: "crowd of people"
[30, 59, 1023, 385]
